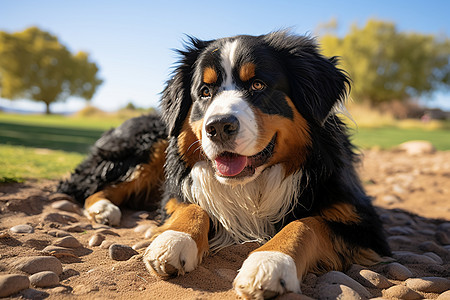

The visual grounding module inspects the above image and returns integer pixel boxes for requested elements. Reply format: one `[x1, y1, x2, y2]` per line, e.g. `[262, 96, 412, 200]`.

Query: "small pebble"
[317, 271, 370, 298]
[423, 252, 443, 264]
[387, 235, 413, 248]
[96, 229, 120, 236]
[419, 241, 448, 257]
[18, 288, 49, 299]
[48, 193, 73, 202]
[10, 224, 34, 234]
[49, 286, 69, 294]
[51, 200, 81, 214]
[437, 290, 450, 300]
[29, 271, 59, 287]
[357, 269, 393, 289]
[132, 240, 152, 250]
[100, 240, 115, 249]
[387, 226, 415, 235]
[436, 230, 450, 245]
[42, 212, 78, 224]
[41, 245, 76, 257]
[89, 234, 105, 247]
[53, 236, 82, 248]
[10, 256, 63, 275]
[134, 224, 154, 233]
[318, 284, 361, 300]
[395, 252, 439, 264]
[109, 244, 138, 261]
[384, 262, 413, 280]
[0, 274, 30, 297]
[405, 277, 450, 293]
[382, 285, 421, 300]
[47, 230, 72, 237]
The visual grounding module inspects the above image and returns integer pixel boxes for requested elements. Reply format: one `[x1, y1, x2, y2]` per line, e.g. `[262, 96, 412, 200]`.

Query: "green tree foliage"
[0, 27, 102, 114]
[319, 19, 450, 104]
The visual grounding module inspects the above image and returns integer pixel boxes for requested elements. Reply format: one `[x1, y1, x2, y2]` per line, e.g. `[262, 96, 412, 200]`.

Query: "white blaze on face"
[201, 40, 259, 159]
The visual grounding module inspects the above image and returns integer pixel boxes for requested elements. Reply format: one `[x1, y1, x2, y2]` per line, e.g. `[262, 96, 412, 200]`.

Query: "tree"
[0, 27, 102, 114]
[319, 19, 450, 105]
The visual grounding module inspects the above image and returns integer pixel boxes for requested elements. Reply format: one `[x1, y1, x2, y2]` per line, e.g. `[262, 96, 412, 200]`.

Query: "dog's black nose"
[205, 114, 240, 143]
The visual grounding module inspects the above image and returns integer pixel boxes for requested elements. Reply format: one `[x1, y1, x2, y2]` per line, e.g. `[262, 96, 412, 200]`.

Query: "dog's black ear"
[264, 31, 350, 124]
[160, 37, 211, 136]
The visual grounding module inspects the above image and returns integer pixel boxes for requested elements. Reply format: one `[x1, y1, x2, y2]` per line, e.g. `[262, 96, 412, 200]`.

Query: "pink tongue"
[215, 154, 247, 177]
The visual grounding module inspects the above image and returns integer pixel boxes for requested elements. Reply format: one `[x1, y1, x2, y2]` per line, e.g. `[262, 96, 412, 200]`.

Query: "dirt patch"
[1, 150, 449, 299]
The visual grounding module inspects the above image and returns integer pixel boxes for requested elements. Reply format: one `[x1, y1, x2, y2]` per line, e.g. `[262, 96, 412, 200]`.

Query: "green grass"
[1, 112, 449, 181]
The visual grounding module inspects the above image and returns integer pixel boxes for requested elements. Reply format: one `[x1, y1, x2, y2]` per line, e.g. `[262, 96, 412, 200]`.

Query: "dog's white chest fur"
[183, 162, 302, 251]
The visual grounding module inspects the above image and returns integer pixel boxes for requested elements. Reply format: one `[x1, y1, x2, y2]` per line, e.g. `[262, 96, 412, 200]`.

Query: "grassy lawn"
[1, 112, 449, 181]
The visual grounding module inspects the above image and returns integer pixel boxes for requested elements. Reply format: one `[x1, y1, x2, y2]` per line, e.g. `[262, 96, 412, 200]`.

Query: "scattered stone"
[89, 234, 105, 247]
[10, 256, 63, 275]
[397, 140, 436, 155]
[436, 230, 450, 245]
[356, 269, 393, 289]
[383, 285, 421, 300]
[384, 262, 413, 280]
[29, 271, 59, 287]
[215, 268, 237, 282]
[405, 277, 450, 293]
[134, 224, 154, 233]
[51, 200, 81, 214]
[60, 223, 92, 232]
[48, 192, 73, 202]
[387, 235, 413, 248]
[437, 290, 450, 300]
[53, 236, 82, 248]
[0, 274, 30, 297]
[10, 224, 34, 234]
[317, 271, 370, 298]
[419, 241, 448, 257]
[96, 228, 120, 236]
[48, 286, 69, 294]
[395, 252, 439, 265]
[318, 284, 361, 300]
[387, 226, 415, 235]
[109, 244, 138, 261]
[100, 240, 115, 249]
[41, 245, 76, 258]
[132, 240, 152, 250]
[423, 252, 443, 264]
[42, 212, 78, 224]
[47, 230, 72, 238]
[18, 288, 49, 299]
[0, 231, 11, 238]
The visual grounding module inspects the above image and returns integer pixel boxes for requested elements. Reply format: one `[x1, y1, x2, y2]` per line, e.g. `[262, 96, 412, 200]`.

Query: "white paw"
[85, 199, 121, 226]
[233, 251, 301, 299]
[143, 230, 198, 277]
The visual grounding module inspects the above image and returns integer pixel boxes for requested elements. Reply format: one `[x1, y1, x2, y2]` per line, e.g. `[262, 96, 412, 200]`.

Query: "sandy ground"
[0, 149, 449, 299]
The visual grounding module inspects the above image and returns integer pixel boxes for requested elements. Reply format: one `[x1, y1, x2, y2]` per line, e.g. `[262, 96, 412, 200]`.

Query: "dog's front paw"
[143, 230, 198, 277]
[233, 251, 301, 300]
[85, 199, 121, 226]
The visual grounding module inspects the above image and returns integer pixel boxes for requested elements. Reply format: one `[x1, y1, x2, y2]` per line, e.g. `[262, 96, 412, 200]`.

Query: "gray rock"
[387, 226, 415, 235]
[96, 228, 120, 236]
[29, 271, 59, 287]
[10, 256, 63, 275]
[42, 212, 78, 224]
[0, 274, 30, 297]
[419, 241, 448, 257]
[436, 230, 450, 245]
[41, 245, 76, 258]
[423, 252, 443, 264]
[18, 288, 49, 299]
[100, 240, 115, 249]
[47, 230, 72, 237]
[357, 269, 393, 289]
[383, 285, 421, 300]
[318, 283, 362, 300]
[10, 224, 34, 234]
[395, 252, 439, 265]
[405, 277, 450, 293]
[89, 234, 105, 247]
[109, 244, 138, 261]
[51, 200, 81, 214]
[132, 240, 152, 250]
[384, 262, 413, 280]
[387, 235, 413, 248]
[317, 271, 370, 298]
[61, 222, 93, 232]
[48, 192, 73, 202]
[53, 236, 82, 248]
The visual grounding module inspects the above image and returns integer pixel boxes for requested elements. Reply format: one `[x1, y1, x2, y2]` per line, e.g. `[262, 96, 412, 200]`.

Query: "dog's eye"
[201, 87, 211, 98]
[251, 80, 265, 91]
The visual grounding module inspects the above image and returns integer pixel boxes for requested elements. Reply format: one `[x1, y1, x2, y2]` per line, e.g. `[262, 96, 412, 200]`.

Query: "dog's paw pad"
[233, 251, 301, 299]
[85, 199, 121, 226]
[143, 230, 198, 277]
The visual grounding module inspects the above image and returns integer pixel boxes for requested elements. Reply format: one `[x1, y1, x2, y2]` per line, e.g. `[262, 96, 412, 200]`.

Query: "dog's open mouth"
[214, 134, 277, 178]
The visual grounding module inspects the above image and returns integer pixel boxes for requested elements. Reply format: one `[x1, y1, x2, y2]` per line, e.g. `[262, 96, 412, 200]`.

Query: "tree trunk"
[45, 102, 51, 114]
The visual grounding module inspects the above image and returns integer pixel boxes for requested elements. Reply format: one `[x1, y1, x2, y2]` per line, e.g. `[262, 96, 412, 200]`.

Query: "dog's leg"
[143, 199, 210, 277]
[234, 216, 382, 299]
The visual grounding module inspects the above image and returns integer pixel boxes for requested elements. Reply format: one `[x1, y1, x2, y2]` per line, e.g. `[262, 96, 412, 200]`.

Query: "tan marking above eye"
[203, 67, 217, 84]
[239, 62, 256, 82]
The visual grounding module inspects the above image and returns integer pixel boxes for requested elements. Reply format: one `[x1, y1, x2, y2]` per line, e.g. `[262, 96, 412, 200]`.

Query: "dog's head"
[161, 31, 349, 185]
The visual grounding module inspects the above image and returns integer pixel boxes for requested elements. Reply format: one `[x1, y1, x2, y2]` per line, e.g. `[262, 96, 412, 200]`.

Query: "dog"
[59, 31, 390, 299]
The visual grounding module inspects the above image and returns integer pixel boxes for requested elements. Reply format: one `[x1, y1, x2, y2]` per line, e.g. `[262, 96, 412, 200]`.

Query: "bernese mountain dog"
[59, 31, 390, 299]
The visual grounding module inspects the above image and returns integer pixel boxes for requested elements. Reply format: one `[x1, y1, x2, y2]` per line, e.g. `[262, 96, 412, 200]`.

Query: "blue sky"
[1, 0, 449, 113]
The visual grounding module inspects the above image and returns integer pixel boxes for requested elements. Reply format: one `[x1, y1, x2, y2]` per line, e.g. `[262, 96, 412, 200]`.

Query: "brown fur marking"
[254, 96, 311, 175]
[178, 115, 204, 167]
[320, 203, 361, 224]
[239, 62, 256, 82]
[203, 66, 218, 84]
